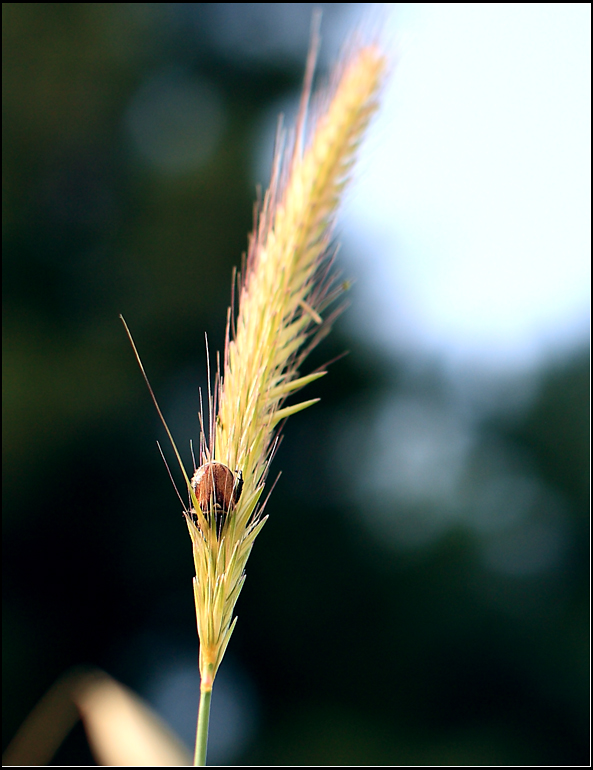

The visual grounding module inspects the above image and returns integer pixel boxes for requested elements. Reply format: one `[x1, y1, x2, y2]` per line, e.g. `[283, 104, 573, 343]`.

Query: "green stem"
[194, 686, 212, 766]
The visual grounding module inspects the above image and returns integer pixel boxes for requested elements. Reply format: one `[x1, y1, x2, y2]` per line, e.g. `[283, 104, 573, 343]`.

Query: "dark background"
[3, 4, 589, 765]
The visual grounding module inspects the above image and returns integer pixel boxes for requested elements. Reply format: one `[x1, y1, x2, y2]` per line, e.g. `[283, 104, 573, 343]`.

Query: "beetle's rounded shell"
[191, 461, 241, 513]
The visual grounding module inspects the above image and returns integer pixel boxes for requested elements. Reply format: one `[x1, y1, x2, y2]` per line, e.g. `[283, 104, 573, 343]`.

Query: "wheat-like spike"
[187, 43, 386, 692]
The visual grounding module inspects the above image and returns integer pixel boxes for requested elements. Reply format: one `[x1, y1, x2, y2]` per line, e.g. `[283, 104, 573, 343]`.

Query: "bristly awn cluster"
[122, 14, 387, 764]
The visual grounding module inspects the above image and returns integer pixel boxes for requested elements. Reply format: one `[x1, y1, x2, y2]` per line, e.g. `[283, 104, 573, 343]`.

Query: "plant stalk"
[193, 685, 212, 766]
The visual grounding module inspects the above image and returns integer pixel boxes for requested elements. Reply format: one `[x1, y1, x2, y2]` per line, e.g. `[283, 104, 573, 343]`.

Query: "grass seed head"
[184, 38, 387, 690]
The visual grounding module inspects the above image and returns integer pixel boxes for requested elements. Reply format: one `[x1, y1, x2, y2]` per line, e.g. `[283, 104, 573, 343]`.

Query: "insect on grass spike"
[191, 461, 243, 516]
[122, 22, 387, 766]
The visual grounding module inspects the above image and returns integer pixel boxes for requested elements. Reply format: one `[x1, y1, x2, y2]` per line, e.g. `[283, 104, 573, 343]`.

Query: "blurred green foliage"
[3, 4, 589, 765]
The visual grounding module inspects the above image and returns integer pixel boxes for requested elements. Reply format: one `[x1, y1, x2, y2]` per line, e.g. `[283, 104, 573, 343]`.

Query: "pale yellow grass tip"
[123, 37, 387, 696]
[186, 38, 386, 692]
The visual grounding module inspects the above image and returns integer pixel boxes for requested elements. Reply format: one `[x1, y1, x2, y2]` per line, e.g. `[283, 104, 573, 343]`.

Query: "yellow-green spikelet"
[187, 44, 386, 691]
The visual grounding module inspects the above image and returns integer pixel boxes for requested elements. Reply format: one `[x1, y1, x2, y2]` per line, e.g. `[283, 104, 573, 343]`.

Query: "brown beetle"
[191, 461, 243, 515]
